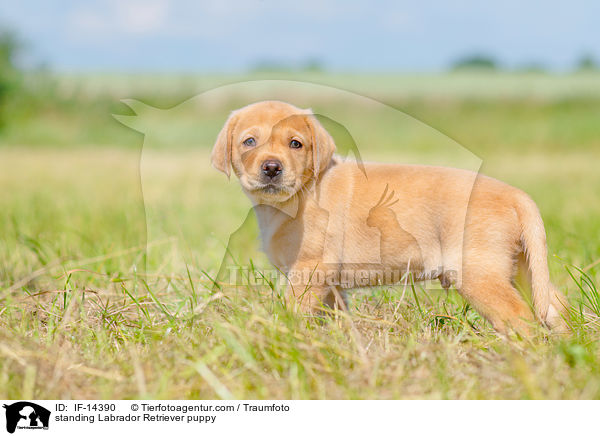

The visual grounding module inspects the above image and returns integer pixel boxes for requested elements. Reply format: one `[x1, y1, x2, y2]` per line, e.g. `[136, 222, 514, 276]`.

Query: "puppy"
[211, 100, 569, 335]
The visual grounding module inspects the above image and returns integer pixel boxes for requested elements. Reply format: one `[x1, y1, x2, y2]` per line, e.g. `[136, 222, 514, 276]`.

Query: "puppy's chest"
[258, 204, 330, 270]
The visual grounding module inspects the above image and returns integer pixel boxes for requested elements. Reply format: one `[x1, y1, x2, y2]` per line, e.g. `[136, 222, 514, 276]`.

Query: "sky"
[1, 0, 599, 72]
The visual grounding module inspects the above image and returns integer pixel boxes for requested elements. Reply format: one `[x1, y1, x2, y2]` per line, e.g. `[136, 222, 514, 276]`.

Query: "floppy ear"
[211, 111, 238, 178]
[307, 114, 336, 179]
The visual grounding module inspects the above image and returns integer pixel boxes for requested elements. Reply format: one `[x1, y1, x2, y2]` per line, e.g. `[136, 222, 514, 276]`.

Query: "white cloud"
[67, 0, 169, 40]
[115, 0, 169, 34]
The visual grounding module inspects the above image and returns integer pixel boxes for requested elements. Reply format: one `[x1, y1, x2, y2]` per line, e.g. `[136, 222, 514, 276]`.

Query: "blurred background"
[1, 0, 599, 148]
[0, 0, 599, 291]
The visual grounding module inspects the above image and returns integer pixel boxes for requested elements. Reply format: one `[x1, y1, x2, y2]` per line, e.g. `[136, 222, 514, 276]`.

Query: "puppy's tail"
[514, 192, 555, 325]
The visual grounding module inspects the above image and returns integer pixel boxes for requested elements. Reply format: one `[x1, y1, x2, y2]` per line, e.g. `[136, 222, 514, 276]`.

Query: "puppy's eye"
[243, 137, 256, 147]
[290, 139, 302, 149]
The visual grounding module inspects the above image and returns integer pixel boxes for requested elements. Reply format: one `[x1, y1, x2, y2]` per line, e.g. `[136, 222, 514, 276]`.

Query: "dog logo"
[2, 402, 50, 434]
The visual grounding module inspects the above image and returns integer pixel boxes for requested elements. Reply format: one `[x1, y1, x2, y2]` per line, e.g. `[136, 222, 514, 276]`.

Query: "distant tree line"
[250, 57, 324, 73]
[251, 54, 599, 73]
[451, 53, 599, 72]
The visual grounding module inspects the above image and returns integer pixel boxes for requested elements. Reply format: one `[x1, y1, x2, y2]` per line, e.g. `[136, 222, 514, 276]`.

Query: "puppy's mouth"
[243, 179, 298, 202]
[252, 182, 293, 196]
[258, 183, 285, 194]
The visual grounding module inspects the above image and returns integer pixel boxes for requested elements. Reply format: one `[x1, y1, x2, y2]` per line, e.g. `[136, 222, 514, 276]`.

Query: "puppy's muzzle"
[261, 159, 283, 181]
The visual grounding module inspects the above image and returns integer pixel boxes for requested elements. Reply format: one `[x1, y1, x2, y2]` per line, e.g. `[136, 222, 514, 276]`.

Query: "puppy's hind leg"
[457, 270, 535, 336]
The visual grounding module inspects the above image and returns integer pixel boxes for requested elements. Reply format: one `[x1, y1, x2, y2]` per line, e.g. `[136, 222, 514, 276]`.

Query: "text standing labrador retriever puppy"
[211, 100, 569, 335]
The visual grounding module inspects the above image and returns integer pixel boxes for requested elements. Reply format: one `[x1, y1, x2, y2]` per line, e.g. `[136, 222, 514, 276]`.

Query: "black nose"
[261, 160, 283, 179]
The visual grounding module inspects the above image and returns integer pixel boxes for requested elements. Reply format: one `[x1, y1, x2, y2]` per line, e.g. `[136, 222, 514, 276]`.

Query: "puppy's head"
[211, 101, 335, 203]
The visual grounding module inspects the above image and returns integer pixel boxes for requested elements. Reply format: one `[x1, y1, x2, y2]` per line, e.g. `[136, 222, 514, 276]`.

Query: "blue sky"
[1, 0, 598, 72]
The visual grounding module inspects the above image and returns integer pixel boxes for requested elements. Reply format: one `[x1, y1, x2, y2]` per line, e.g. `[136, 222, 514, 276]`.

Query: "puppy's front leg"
[285, 263, 345, 314]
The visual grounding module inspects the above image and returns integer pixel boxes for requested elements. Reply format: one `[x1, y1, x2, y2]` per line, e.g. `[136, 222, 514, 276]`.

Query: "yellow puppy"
[211, 100, 569, 335]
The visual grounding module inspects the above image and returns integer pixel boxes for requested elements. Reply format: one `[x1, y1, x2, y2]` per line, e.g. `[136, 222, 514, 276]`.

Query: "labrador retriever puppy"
[211, 100, 569, 335]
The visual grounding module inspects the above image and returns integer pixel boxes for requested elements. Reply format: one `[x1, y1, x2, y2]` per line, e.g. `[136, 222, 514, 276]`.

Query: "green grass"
[1, 73, 600, 399]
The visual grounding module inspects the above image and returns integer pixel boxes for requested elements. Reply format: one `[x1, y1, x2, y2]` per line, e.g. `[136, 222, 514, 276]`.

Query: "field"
[1, 72, 600, 399]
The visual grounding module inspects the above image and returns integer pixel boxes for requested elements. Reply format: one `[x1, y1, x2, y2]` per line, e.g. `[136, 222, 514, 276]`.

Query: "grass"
[1, 72, 600, 399]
